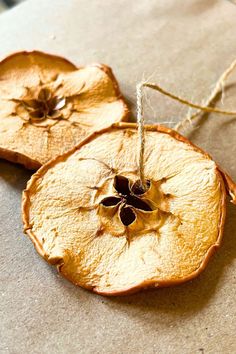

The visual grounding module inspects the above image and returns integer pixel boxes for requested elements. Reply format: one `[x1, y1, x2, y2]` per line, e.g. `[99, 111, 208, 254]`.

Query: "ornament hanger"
[136, 58, 236, 191]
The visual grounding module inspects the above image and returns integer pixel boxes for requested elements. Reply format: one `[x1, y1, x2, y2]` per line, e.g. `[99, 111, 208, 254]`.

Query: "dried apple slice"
[0, 51, 128, 169]
[22, 123, 236, 295]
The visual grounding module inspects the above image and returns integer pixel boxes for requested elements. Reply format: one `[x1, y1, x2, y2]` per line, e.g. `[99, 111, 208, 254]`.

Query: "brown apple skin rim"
[0, 50, 130, 170]
[22, 122, 236, 296]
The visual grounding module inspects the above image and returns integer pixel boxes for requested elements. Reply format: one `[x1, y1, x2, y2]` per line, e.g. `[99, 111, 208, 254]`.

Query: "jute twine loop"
[136, 83, 145, 189]
[137, 59, 236, 191]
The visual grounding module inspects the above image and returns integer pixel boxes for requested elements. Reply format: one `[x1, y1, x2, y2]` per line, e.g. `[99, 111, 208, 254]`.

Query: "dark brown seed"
[126, 195, 152, 211]
[119, 206, 136, 226]
[114, 175, 130, 196]
[30, 109, 45, 119]
[100, 196, 121, 207]
[50, 110, 62, 119]
[22, 99, 41, 110]
[131, 179, 151, 195]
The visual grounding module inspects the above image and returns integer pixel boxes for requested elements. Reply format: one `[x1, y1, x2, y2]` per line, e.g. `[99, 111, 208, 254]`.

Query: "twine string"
[137, 59, 236, 191]
[175, 58, 236, 131]
[136, 83, 146, 190]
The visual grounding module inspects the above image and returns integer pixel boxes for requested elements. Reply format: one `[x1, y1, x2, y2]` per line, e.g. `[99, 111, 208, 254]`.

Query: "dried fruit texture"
[22, 123, 236, 295]
[0, 51, 128, 169]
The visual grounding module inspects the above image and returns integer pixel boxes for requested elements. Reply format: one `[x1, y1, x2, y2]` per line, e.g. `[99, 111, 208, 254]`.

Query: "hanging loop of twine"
[136, 59, 236, 191]
[136, 83, 146, 190]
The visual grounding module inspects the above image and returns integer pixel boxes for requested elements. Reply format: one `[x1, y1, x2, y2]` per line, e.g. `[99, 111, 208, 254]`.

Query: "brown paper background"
[1, 0, 236, 353]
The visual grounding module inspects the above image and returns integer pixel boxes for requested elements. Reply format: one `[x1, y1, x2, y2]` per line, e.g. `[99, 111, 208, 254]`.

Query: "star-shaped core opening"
[22, 87, 66, 121]
[100, 175, 153, 226]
